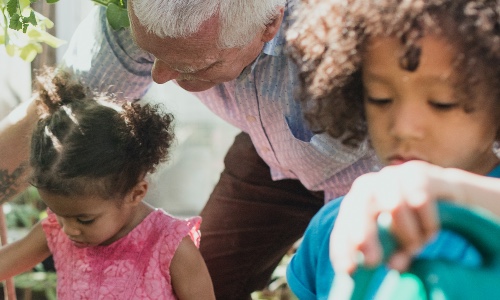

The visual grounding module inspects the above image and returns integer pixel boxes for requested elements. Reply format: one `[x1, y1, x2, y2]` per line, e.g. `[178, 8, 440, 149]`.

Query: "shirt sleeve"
[60, 5, 154, 101]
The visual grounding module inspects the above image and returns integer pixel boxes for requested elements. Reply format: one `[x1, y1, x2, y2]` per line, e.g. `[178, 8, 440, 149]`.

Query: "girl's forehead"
[364, 35, 456, 74]
[39, 190, 114, 217]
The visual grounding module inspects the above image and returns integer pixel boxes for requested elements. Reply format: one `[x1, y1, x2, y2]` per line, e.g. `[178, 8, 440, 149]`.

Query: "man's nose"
[151, 59, 180, 84]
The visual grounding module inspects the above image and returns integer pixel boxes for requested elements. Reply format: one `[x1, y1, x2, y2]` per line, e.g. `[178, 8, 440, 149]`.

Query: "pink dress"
[41, 209, 201, 300]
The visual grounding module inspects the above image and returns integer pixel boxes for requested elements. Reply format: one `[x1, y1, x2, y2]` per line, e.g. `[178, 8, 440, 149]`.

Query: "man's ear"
[261, 7, 285, 43]
[126, 180, 148, 206]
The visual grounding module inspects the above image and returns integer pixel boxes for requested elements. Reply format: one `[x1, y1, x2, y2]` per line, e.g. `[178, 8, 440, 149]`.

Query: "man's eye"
[365, 97, 392, 105]
[429, 100, 459, 111]
[77, 219, 94, 225]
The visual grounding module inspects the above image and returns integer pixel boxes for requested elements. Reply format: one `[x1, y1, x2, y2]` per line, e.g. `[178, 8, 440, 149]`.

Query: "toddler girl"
[0, 68, 215, 299]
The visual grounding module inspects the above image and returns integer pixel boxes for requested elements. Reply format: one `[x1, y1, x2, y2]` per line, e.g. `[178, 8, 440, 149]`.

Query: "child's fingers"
[406, 192, 440, 242]
[330, 165, 441, 274]
[331, 177, 382, 273]
[330, 218, 382, 274]
[387, 250, 412, 271]
[391, 205, 427, 254]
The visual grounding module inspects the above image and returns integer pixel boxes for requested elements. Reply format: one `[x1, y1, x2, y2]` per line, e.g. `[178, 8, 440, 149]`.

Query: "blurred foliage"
[0, 0, 64, 62]
[1, 0, 128, 62]
[4, 186, 45, 228]
[14, 270, 56, 300]
[3, 186, 55, 300]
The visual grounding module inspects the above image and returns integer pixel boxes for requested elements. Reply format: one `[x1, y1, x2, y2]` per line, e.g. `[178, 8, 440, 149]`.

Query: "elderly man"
[0, 0, 379, 299]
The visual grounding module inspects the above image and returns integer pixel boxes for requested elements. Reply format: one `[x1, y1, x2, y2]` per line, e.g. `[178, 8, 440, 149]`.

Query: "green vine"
[0, 0, 129, 62]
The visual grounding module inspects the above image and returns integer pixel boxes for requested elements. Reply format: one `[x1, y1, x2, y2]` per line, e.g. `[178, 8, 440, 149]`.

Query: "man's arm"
[0, 98, 38, 204]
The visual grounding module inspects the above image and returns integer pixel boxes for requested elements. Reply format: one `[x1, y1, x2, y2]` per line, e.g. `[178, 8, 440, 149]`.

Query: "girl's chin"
[71, 240, 91, 248]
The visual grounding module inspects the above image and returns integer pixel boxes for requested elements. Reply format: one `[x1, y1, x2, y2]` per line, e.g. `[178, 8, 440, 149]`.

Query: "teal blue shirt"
[287, 164, 500, 300]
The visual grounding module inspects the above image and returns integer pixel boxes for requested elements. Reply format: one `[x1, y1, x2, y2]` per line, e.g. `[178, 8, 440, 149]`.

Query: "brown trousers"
[199, 132, 324, 300]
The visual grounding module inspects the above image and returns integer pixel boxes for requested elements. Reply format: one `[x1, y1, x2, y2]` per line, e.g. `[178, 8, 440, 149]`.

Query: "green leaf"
[106, 3, 129, 30]
[45, 0, 60, 3]
[6, 0, 19, 16]
[9, 14, 22, 31]
[24, 10, 37, 25]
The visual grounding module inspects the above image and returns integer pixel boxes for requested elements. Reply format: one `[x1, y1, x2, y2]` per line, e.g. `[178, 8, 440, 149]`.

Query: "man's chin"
[175, 80, 217, 92]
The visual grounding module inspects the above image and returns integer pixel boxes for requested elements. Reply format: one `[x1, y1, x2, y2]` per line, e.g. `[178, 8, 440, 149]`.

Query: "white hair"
[131, 0, 287, 48]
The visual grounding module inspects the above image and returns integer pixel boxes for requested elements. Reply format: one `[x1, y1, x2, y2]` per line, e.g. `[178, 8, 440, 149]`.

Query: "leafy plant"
[14, 270, 57, 300]
[4, 187, 55, 299]
[1, 0, 129, 62]
[0, 0, 64, 61]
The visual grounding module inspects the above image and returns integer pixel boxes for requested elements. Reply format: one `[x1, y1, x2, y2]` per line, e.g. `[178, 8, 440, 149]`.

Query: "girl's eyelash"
[429, 101, 459, 110]
[77, 219, 95, 225]
[366, 97, 391, 104]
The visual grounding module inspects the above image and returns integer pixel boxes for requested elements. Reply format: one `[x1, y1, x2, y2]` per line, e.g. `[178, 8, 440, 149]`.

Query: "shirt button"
[246, 115, 257, 122]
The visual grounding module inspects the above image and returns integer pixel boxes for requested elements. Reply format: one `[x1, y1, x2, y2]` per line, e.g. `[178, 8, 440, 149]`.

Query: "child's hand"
[329, 161, 455, 274]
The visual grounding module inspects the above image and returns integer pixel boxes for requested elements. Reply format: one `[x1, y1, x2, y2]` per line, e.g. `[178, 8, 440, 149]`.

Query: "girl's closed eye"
[77, 218, 95, 225]
[365, 96, 392, 105]
[429, 99, 459, 111]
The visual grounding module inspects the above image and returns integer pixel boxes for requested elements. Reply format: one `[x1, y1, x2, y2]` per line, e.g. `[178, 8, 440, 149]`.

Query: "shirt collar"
[238, 0, 293, 79]
[487, 164, 500, 178]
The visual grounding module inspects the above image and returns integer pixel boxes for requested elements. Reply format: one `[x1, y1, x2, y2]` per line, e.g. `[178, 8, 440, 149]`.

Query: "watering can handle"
[346, 201, 500, 300]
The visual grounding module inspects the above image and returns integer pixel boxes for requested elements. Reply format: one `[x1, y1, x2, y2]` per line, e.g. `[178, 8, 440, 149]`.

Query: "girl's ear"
[261, 7, 285, 43]
[126, 180, 148, 206]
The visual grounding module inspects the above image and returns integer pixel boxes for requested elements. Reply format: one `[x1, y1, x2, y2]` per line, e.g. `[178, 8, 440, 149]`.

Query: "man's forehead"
[131, 26, 222, 67]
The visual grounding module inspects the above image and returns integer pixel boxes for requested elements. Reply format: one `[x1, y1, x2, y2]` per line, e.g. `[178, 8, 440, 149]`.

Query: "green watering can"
[330, 202, 500, 300]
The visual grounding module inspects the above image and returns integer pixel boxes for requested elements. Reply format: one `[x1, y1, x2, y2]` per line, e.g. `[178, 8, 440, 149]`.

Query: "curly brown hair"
[30, 67, 175, 199]
[287, 0, 500, 147]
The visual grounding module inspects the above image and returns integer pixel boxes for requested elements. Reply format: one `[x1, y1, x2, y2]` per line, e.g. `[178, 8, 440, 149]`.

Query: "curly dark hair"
[287, 0, 500, 147]
[30, 67, 175, 199]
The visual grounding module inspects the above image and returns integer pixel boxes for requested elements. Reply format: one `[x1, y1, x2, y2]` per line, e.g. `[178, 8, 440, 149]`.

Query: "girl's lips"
[388, 156, 422, 165]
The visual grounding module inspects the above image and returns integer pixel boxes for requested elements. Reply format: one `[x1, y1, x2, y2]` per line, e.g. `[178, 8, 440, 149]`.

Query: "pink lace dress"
[41, 209, 201, 300]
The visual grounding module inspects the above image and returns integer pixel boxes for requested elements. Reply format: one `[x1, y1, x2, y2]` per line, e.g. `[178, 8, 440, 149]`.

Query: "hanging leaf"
[9, 14, 23, 31]
[25, 10, 37, 26]
[106, 2, 129, 30]
[6, 0, 18, 16]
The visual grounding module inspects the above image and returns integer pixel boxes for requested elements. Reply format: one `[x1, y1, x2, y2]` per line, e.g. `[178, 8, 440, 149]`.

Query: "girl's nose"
[60, 220, 81, 237]
[390, 102, 425, 140]
[151, 59, 180, 84]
